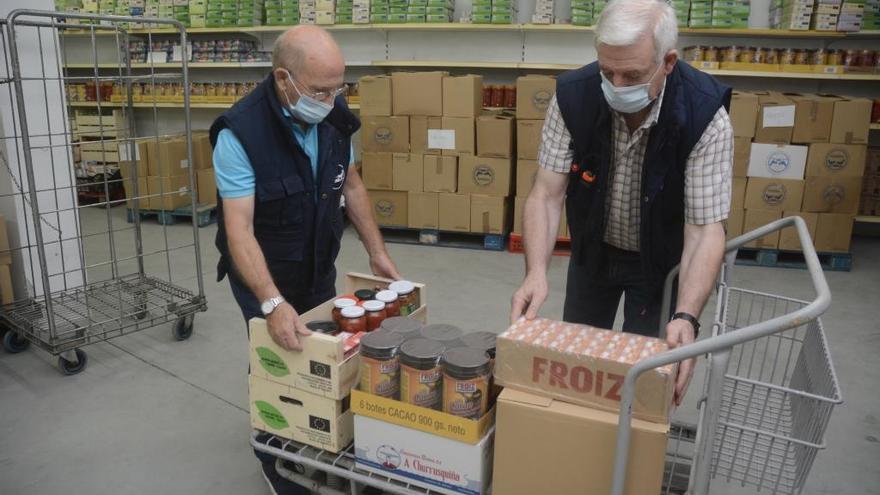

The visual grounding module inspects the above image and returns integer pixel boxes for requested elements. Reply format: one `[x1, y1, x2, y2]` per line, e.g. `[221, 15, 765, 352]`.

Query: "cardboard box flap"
[499, 387, 555, 408]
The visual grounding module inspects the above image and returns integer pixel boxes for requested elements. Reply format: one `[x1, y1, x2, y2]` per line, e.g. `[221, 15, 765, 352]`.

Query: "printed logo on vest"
[767, 151, 791, 175]
[532, 90, 553, 111]
[333, 163, 346, 190]
[375, 199, 395, 217]
[374, 127, 393, 145]
[762, 183, 787, 205]
[473, 165, 495, 186]
[376, 445, 402, 469]
[825, 149, 848, 171]
[822, 185, 845, 205]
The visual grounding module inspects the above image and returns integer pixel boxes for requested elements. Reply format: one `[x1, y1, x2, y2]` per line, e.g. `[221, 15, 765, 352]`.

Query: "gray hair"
[271, 32, 305, 72]
[595, 0, 679, 63]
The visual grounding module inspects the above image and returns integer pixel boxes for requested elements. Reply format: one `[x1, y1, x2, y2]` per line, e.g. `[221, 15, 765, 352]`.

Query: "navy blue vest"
[557, 61, 731, 283]
[210, 74, 359, 290]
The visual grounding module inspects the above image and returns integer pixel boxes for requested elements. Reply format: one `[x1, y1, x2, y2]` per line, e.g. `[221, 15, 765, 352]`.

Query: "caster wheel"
[134, 303, 148, 320]
[58, 349, 88, 375]
[173, 315, 194, 341]
[3, 331, 30, 353]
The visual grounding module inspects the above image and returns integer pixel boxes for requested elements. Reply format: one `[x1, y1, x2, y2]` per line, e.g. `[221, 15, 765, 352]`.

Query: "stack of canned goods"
[684, 45, 880, 69]
[359, 319, 498, 420]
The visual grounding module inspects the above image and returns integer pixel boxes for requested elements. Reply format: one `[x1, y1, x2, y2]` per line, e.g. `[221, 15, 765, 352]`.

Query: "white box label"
[763, 105, 796, 128]
[428, 129, 456, 150]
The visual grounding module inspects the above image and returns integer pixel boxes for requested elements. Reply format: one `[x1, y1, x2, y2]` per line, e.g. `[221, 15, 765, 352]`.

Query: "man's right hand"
[510, 274, 549, 324]
[266, 302, 312, 351]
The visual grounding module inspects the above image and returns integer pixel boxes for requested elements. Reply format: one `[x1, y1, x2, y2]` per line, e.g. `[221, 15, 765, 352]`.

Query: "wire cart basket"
[248, 217, 841, 495]
[0, 10, 206, 374]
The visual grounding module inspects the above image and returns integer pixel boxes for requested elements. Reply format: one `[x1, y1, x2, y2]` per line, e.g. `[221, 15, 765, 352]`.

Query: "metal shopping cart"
[0, 11, 206, 374]
[250, 216, 841, 495]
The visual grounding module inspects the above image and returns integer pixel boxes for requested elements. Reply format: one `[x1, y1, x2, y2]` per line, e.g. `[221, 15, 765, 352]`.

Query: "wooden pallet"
[735, 247, 852, 272]
[508, 233, 572, 256]
[126, 203, 216, 228]
[379, 226, 506, 251]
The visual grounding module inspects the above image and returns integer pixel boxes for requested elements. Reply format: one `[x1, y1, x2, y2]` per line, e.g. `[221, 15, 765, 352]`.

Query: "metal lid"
[341, 306, 365, 318]
[360, 330, 405, 358]
[441, 347, 491, 379]
[400, 338, 446, 368]
[334, 298, 357, 309]
[380, 316, 423, 336]
[420, 324, 464, 343]
[306, 320, 339, 334]
[375, 289, 398, 303]
[460, 331, 497, 355]
[354, 289, 376, 301]
[388, 280, 415, 295]
[362, 300, 386, 312]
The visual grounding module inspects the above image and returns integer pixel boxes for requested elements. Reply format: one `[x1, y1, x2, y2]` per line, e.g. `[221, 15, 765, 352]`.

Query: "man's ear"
[273, 68, 289, 84]
[664, 50, 678, 73]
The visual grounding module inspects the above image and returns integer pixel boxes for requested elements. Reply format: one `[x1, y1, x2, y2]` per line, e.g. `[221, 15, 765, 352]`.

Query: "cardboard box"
[410, 116, 443, 155]
[802, 176, 863, 214]
[806, 143, 867, 177]
[362, 116, 410, 153]
[493, 388, 667, 495]
[438, 193, 470, 232]
[730, 91, 759, 139]
[358, 75, 392, 116]
[197, 168, 217, 205]
[439, 117, 476, 157]
[744, 209, 783, 248]
[516, 119, 543, 160]
[0, 215, 11, 266]
[726, 208, 744, 239]
[755, 92, 796, 144]
[354, 415, 494, 495]
[458, 155, 512, 196]
[391, 71, 446, 116]
[779, 211, 818, 251]
[392, 153, 424, 192]
[249, 375, 353, 453]
[732, 177, 747, 210]
[476, 113, 514, 158]
[362, 152, 394, 190]
[733, 136, 751, 177]
[829, 96, 872, 145]
[368, 189, 408, 227]
[118, 158, 148, 182]
[0, 264, 12, 305]
[744, 178, 805, 212]
[147, 175, 191, 211]
[192, 133, 213, 170]
[787, 93, 839, 143]
[516, 75, 556, 120]
[494, 318, 676, 423]
[814, 213, 855, 252]
[470, 194, 508, 234]
[407, 192, 439, 229]
[747, 143, 808, 179]
[423, 155, 457, 193]
[515, 159, 540, 198]
[442, 75, 483, 118]
[123, 176, 148, 209]
[152, 138, 191, 177]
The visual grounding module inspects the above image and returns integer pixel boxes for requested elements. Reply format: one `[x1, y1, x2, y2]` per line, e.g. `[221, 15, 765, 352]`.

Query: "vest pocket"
[254, 176, 307, 261]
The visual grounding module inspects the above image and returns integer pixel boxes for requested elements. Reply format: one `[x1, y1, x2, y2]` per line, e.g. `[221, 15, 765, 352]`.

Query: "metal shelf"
[63, 61, 270, 69]
[67, 100, 361, 110]
[855, 215, 880, 224]
[870, 123, 880, 130]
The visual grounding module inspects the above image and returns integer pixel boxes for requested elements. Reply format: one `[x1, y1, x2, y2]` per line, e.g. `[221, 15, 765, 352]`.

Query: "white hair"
[595, 0, 679, 63]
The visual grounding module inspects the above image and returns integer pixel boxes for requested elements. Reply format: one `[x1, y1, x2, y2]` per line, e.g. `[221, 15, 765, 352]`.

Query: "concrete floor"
[0, 206, 878, 495]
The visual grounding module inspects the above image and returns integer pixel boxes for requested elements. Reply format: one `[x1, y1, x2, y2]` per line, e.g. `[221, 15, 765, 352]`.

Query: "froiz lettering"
[532, 357, 624, 401]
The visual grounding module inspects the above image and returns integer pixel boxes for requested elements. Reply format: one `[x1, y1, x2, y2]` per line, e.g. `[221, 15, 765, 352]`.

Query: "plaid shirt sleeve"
[538, 95, 574, 174]
[685, 107, 733, 225]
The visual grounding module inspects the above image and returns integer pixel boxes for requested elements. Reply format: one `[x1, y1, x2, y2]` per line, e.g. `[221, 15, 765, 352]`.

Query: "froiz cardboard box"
[515, 75, 556, 120]
[392, 71, 447, 116]
[362, 116, 409, 153]
[354, 415, 494, 495]
[494, 317, 676, 424]
[368, 190, 408, 227]
[357, 75, 392, 116]
[249, 273, 428, 400]
[747, 142, 808, 179]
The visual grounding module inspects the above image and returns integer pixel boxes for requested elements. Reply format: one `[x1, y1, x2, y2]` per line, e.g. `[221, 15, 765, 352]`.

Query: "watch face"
[261, 301, 274, 315]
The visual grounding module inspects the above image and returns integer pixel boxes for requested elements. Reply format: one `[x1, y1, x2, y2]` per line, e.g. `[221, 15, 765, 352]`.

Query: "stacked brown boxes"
[0, 215, 13, 305]
[861, 147, 880, 217]
[193, 132, 218, 206]
[125, 134, 214, 213]
[732, 91, 871, 253]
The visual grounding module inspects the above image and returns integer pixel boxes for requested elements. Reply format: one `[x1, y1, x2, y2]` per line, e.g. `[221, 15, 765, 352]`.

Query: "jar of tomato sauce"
[375, 289, 400, 317]
[388, 280, 419, 316]
[339, 306, 367, 334]
[362, 300, 387, 332]
[332, 297, 357, 327]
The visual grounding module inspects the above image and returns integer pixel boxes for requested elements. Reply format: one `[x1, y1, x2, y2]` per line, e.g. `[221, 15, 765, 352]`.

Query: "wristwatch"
[260, 296, 285, 316]
[671, 312, 701, 336]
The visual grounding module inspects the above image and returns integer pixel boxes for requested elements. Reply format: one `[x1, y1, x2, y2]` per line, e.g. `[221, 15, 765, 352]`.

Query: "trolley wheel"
[173, 315, 194, 341]
[157, 211, 176, 225]
[2, 331, 30, 353]
[58, 349, 88, 375]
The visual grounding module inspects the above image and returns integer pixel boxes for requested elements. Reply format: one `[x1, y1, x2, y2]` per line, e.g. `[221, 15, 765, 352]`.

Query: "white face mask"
[600, 63, 664, 114]
[282, 71, 333, 124]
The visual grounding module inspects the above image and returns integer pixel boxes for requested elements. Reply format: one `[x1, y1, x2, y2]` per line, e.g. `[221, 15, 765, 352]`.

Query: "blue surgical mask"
[283, 71, 333, 124]
[600, 64, 663, 114]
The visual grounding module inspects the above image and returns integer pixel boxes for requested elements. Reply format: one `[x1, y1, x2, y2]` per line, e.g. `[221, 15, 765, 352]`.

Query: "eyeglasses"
[288, 75, 348, 102]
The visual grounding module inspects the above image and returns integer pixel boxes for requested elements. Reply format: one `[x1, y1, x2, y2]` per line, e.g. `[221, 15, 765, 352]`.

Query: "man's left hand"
[666, 318, 697, 406]
[370, 251, 401, 280]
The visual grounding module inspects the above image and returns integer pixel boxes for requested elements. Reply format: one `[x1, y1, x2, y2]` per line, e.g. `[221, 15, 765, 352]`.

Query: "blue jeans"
[563, 243, 674, 337]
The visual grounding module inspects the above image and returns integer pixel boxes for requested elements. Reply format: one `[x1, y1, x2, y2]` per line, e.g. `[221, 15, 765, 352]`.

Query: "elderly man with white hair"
[511, 0, 733, 405]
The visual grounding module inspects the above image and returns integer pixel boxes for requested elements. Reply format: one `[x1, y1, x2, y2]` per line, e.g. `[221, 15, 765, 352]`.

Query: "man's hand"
[510, 274, 549, 324]
[266, 302, 312, 351]
[370, 251, 401, 280]
[666, 318, 697, 406]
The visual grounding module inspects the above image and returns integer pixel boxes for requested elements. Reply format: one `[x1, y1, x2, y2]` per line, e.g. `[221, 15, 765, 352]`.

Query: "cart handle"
[609, 216, 831, 495]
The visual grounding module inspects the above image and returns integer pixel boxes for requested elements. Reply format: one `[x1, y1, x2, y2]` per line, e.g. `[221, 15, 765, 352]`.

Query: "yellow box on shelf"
[688, 60, 720, 70]
[720, 61, 783, 72]
[350, 387, 496, 444]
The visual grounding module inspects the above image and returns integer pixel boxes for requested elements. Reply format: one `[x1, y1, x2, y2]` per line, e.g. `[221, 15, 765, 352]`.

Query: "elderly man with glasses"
[209, 26, 399, 493]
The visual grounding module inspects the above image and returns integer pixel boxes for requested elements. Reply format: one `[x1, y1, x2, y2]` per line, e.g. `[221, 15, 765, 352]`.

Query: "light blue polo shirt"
[213, 107, 354, 199]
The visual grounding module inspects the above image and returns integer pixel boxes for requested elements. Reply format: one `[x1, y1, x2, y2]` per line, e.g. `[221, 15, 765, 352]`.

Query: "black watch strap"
[671, 312, 701, 335]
